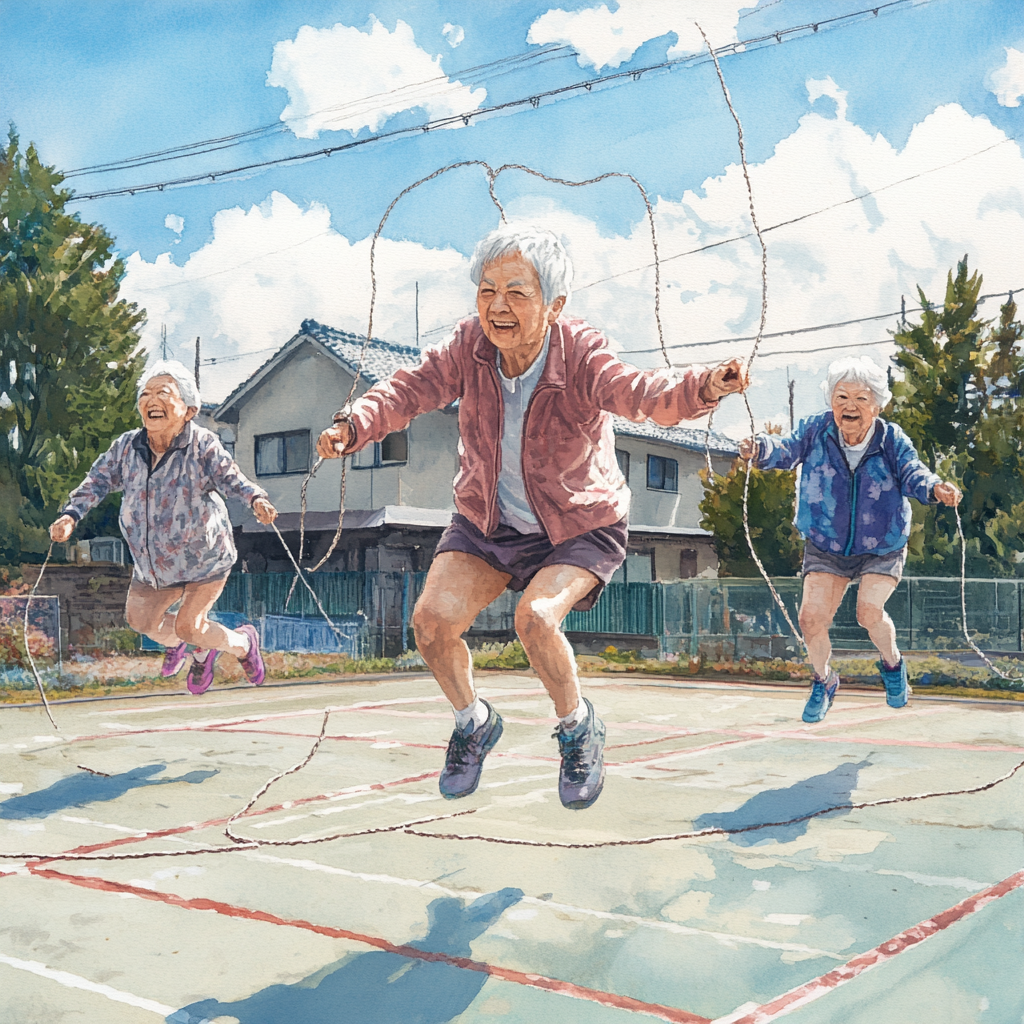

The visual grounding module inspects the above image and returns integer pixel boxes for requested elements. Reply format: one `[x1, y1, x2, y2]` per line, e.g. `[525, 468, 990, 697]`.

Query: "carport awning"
[242, 505, 454, 533]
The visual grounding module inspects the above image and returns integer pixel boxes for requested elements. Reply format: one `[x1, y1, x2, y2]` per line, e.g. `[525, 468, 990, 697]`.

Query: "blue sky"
[2, 0, 1023, 432]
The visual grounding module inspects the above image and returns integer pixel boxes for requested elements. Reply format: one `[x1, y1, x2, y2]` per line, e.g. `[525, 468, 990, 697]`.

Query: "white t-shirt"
[495, 330, 550, 534]
[839, 421, 875, 472]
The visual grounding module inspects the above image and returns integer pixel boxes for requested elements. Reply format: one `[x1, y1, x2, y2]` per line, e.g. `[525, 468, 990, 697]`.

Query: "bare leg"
[515, 565, 600, 718]
[125, 580, 185, 647]
[856, 573, 900, 667]
[174, 577, 248, 657]
[412, 552, 511, 710]
[798, 572, 851, 679]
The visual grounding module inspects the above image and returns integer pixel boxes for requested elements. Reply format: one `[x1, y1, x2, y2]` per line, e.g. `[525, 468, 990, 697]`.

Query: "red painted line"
[31, 867, 711, 1024]
[725, 868, 1024, 1024]
[49, 769, 441, 858]
[205, 725, 450, 751]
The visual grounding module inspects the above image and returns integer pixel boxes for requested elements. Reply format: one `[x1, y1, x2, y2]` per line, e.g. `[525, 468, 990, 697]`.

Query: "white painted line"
[0, 952, 176, 1016]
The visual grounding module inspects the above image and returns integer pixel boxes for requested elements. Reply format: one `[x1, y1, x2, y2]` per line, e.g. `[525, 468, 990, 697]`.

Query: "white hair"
[821, 356, 891, 408]
[137, 360, 201, 409]
[469, 225, 573, 304]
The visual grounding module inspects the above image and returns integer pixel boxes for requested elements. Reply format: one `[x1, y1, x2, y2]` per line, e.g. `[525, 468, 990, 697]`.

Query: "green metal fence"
[215, 572, 1024, 656]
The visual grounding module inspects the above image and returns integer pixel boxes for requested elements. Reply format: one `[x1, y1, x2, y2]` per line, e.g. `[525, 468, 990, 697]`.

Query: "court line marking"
[29, 866, 713, 1024]
[0, 951, 175, 1016]
[713, 867, 1024, 1024]
[241, 852, 847, 960]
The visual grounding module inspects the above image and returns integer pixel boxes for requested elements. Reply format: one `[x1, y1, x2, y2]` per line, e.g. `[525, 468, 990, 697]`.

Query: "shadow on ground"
[0, 764, 219, 819]
[694, 759, 872, 845]
[168, 887, 525, 1024]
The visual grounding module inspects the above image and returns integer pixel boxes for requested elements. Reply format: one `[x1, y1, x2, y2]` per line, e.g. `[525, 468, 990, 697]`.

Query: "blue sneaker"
[878, 658, 909, 708]
[439, 700, 503, 799]
[802, 669, 840, 723]
[555, 697, 606, 810]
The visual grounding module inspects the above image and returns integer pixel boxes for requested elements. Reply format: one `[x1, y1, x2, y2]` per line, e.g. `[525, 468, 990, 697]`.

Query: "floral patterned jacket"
[62, 421, 266, 588]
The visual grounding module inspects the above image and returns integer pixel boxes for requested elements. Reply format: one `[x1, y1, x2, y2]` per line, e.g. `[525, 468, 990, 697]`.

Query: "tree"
[889, 258, 1024, 576]
[0, 128, 145, 564]
[699, 457, 803, 577]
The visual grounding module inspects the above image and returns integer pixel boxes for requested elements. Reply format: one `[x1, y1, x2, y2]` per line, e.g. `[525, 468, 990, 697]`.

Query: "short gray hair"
[137, 360, 201, 409]
[821, 356, 891, 408]
[469, 225, 573, 304]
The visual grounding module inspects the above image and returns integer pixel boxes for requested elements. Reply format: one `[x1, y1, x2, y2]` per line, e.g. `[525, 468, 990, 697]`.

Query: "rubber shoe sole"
[439, 701, 503, 799]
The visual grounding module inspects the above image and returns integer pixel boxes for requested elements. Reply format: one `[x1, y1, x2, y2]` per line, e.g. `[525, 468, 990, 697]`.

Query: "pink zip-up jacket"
[344, 316, 718, 545]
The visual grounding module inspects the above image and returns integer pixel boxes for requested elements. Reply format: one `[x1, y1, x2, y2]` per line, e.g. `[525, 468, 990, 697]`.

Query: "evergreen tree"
[889, 258, 1024, 576]
[0, 128, 145, 563]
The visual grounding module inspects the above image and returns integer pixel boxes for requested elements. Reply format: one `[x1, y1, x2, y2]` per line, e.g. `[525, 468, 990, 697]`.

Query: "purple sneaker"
[186, 650, 219, 695]
[160, 641, 189, 677]
[238, 624, 266, 686]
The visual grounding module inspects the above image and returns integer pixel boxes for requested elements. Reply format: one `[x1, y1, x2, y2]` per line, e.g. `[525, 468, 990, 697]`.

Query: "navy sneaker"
[555, 697, 606, 810]
[438, 700, 503, 799]
[878, 658, 909, 708]
[802, 669, 840, 723]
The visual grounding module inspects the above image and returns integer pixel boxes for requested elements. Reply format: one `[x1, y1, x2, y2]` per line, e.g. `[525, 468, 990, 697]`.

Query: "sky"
[2, 0, 1023, 437]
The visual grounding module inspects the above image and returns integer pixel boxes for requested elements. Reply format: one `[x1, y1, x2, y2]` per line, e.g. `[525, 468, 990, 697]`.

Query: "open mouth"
[146, 409, 166, 419]
[489, 319, 518, 333]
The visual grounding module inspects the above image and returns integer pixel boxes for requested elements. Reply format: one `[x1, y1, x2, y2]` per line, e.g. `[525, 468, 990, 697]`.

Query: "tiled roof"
[612, 416, 738, 455]
[300, 319, 423, 385]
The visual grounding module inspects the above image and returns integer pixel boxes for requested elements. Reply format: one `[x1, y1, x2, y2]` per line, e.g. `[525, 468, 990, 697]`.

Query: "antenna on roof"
[194, 337, 201, 389]
[161, 323, 168, 360]
[415, 281, 420, 347]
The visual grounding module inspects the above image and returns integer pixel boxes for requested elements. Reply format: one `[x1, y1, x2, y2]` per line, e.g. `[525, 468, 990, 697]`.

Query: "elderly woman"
[49, 360, 278, 695]
[317, 225, 747, 809]
[740, 356, 961, 722]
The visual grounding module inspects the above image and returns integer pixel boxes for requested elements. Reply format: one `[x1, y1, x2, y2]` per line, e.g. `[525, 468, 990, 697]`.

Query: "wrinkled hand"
[934, 481, 962, 507]
[252, 497, 278, 524]
[738, 437, 757, 461]
[316, 418, 352, 460]
[699, 359, 749, 403]
[49, 514, 75, 543]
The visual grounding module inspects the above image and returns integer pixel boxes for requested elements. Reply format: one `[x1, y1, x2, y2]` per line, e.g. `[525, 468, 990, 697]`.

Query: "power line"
[67, 0, 931, 204]
[65, 46, 577, 179]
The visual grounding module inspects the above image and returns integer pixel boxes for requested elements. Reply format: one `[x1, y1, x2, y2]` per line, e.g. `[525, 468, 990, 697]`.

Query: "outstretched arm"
[52, 438, 130, 540]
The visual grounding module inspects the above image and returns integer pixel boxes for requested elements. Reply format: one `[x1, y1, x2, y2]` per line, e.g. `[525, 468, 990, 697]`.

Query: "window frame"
[254, 429, 311, 477]
[351, 430, 410, 470]
[646, 453, 679, 492]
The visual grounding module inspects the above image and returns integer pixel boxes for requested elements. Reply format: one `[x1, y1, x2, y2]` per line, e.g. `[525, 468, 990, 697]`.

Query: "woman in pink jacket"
[318, 226, 747, 810]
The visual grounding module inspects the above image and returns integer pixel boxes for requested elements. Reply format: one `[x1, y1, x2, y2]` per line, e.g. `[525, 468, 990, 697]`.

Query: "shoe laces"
[555, 727, 588, 783]
[445, 727, 472, 769]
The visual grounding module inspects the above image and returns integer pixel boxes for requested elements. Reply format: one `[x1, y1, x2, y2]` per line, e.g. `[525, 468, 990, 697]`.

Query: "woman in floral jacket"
[49, 361, 277, 695]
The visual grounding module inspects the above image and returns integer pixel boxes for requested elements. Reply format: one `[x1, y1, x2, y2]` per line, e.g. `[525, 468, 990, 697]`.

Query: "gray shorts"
[801, 540, 907, 581]
[435, 513, 628, 612]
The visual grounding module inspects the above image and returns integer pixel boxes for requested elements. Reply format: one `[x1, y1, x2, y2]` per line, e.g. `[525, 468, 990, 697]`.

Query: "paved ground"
[1, 674, 1022, 1024]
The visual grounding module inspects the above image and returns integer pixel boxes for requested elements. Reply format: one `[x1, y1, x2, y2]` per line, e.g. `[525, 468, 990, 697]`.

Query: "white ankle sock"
[559, 700, 588, 731]
[454, 697, 488, 733]
[192, 649, 210, 663]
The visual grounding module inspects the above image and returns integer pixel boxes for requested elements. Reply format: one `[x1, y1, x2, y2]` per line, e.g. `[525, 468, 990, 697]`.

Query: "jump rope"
[5, 31, 1022, 863]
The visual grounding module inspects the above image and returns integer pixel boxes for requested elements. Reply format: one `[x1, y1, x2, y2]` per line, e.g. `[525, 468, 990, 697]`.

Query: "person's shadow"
[0, 764, 218, 819]
[168, 887, 525, 1024]
[694, 759, 872, 846]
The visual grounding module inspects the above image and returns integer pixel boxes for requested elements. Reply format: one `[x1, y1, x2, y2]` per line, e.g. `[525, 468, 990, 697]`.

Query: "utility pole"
[194, 337, 201, 390]
[787, 372, 795, 432]
[415, 281, 420, 346]
[161, 323, 168, 360]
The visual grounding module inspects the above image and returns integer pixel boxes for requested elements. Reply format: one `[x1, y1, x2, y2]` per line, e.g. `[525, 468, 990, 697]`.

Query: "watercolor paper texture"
[1, 3, 1023, 1023]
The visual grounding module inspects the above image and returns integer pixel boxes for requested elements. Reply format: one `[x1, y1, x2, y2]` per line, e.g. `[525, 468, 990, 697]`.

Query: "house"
[212, 319, 739, 581]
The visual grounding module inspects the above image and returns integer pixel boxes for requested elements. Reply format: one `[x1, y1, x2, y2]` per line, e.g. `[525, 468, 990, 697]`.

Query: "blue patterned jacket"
[755, 412, 941, 557]
[62, 421, 266, 588]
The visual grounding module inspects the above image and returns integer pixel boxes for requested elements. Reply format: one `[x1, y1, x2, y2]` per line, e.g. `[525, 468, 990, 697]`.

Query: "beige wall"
[229, 342, 459, 514]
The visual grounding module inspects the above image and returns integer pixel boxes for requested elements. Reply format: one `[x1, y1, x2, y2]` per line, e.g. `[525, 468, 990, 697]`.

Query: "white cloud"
[528, 0, 745, 71]
[442, 23, 465, 48]
[267, 18, 486, 138]
[164, 214, 184, 235]
[988, 46, 1024, 107]
[806, 77, 848, 122]
[122, 192, 478, 403]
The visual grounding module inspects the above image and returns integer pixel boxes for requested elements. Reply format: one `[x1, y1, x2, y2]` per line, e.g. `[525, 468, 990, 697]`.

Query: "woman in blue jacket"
[740, 357, 961, 722]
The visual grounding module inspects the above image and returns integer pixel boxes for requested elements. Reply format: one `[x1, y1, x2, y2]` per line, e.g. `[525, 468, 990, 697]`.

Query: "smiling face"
[831, 380, 881, 446]
[476, 253, 565, 357]
[137, 375, 196, 437]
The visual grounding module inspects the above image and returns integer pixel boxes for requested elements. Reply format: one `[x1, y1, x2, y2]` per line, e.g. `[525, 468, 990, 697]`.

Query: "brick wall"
[20, 563, 133, 648]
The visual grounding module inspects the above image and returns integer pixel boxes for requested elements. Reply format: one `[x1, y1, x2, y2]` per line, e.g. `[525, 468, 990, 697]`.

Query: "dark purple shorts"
[435, 514, 628, 612]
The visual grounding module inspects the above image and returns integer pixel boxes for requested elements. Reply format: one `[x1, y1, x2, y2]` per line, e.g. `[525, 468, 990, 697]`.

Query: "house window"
[353, 430, 409, 468]
[647, 454, 678, 491]
[680, 548, 698, 579]
[615, 449, 630, 482]
[255, 430, 310, 476]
